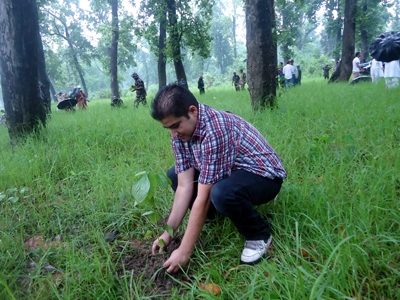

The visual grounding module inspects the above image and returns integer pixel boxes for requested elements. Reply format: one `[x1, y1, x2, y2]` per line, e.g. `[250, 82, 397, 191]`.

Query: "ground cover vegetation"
[0, 80, 399, 299]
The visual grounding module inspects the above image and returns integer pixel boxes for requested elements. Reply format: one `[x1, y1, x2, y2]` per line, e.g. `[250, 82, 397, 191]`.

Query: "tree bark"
[48, 78, 57, 102]
[333, 3, 342, 61]
[158, 9, 167, 89]
[246, 0, 277, 110]
[232, 16, 237, 59]
[110, 0, 119, 99]
[36, 31, 51, 113]
[0, 0, 47, 142]
[338, 0, 357, 82]
[167, 0, 188, 89]
[360, 2, 369, 62]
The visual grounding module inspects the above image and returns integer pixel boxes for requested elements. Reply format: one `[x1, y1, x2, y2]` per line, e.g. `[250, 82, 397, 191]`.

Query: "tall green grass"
[0, 79, 399, 299]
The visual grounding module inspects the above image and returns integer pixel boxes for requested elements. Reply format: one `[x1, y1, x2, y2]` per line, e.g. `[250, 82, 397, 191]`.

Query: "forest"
[0, 0, 398, 118]
[0, 1, 400, 299]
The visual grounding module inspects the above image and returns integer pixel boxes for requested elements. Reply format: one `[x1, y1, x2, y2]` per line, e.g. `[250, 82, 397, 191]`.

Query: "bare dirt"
[116, 236, 192, 297]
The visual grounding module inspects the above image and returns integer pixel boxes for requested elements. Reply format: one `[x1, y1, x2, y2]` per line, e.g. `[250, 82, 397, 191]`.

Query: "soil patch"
[116, 236, 191, 297]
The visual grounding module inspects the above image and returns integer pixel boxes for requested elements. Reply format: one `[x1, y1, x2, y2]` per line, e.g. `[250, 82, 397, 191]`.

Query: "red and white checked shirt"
[172, 103, 287, 185]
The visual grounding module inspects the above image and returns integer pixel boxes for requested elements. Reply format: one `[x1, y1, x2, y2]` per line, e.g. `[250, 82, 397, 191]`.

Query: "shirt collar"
[191, 102, 204, 140]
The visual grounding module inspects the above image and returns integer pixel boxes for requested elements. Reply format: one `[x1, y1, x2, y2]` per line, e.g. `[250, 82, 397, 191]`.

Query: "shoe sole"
[240, 254, 266, 265]
[240, 237, 273, 265]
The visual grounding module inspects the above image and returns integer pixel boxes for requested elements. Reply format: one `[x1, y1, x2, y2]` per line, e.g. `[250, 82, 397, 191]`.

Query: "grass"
[0, 79, 399, 299]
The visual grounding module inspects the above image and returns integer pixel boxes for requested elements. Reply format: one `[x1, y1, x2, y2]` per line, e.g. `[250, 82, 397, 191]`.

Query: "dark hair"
[355, 52, 360, 57]
[151, 83, 199, 121]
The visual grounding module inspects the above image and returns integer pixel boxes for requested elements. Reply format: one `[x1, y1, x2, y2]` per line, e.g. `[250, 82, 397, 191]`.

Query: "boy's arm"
[152, 168, 195, 254]
[163, 182, 213, 273]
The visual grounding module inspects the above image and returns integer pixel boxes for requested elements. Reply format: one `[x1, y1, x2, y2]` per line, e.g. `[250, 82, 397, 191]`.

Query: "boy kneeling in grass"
[150, 84, 286, 273]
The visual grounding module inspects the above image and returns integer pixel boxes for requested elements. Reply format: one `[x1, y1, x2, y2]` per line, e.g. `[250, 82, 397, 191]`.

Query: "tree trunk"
[48, 78, 58, 102]
[232, 16, 237, 59]
[167, 0, 188, 89]
[36, 31, 51, 113]
[360, 2, 369, 62]
[338, 0, 357, 82]
[246, 0, 277, 110]
[158, 10, 167, 89]
[0, 0, 47, 143]
[110, 0, 119, 99]
[333, 6, 342, 61]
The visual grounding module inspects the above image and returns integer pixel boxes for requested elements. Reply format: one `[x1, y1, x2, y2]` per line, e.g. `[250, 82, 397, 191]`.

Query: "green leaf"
[142, 211, 162, 224]
[132, 172, 151, 204]
[6, 188, 17, 194]
[8, 196, 19, 203]
[157, 173, 171, 189]
[0, 194, 5, 201]
[147, 173, 159, 200]
[158, 239, 166, 248]
[164, 224, 174, 238]
[20, 187, 30, 193]
[144, 230, 154, 239]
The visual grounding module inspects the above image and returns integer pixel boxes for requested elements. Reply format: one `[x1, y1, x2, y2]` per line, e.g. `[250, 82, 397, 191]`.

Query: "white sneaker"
[240, 236, 272, 265]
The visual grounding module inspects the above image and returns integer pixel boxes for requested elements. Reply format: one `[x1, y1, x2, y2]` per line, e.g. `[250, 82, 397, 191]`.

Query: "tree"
[358, 0, 390, 62]
[90, 0, 136, 94]
[110, 0, 119, 98]
[40, 0, 94, 96]
[137, 0, 214, 87]
[329, 0, 357, 82]
[0, 0, 47, 142]
[210, 8, 234, 74]
[245, 0, 277, 109]
[323, 0, 343, 61]
[276, 0, 302, 62]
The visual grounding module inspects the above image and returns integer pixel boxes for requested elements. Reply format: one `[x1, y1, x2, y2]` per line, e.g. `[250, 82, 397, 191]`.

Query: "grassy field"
[0, 79, 399, 299]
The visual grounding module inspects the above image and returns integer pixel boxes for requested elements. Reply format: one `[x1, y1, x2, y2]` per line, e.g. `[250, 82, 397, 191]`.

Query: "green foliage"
[131, 171, 171, 225]
[137, 0, 215, 62]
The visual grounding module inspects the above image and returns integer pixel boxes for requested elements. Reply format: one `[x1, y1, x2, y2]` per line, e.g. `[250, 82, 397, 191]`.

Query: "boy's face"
[160, 105, 198, 142]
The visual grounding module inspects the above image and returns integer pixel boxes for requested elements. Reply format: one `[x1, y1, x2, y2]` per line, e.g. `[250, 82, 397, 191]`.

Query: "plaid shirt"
[172, 103, 287, 185]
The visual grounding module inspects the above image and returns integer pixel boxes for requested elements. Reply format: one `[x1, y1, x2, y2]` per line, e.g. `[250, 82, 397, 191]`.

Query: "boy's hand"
[152, 231, 172, 255]
[163, 247, 191, 273]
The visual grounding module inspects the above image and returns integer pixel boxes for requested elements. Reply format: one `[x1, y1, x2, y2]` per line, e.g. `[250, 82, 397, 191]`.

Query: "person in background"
[76, 89, 89, 109]
[150, 84, 286, 273]
[232, 72, 240, 91]
[179, 78, 189, 89]
[352, 52, 363, 79]
[111, 95, 124, 107]
[322, 65, 332, 80]
[296, 65, 302, 85]
[291, 60, 298, 85]
[370, 58, 384, 83]
[282, 61, 293, 88]
[383, 59, 400, 88]
[239, 69, 247, 90]
[131, 72, 147, 108]
[197, 76, 205, 94]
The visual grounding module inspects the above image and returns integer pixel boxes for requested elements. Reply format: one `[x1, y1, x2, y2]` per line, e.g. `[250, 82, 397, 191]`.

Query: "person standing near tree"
[150, 84, 286, 273]
[239, 69, 247, 90]
[322, 65, 332, 80]
[131, 72, 147, 107]
[197, 76, 205, 94]
[232, 72, 240, 91]
[282, 61, 293, 88]
[352, 52, 363, 79]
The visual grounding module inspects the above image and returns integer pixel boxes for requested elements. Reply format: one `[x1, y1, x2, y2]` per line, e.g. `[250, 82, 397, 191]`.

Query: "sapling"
[132, 171, 173, 240]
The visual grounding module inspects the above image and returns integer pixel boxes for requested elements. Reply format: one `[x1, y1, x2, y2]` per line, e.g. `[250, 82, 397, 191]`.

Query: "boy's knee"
[210, 184, 230, 213]
[166, 166, 177, 191]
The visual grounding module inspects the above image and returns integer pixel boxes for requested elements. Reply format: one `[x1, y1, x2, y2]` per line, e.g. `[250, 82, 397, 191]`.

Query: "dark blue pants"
[167, 167, 283, 240]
